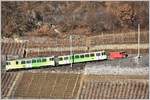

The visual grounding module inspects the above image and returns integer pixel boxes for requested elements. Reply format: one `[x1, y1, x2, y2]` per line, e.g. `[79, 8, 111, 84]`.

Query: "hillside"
[1, 1, 149, 38]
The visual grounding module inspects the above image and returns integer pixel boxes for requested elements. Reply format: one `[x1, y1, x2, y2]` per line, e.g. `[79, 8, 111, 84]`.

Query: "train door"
[64, 56, 70, 64]
[25, 60, 32, 68]
[54, 56, 59, 66]
[96, 53, 101, 60]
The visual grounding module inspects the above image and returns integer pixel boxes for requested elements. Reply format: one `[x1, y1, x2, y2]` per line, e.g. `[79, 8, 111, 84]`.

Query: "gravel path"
[84, 54, 149, 75]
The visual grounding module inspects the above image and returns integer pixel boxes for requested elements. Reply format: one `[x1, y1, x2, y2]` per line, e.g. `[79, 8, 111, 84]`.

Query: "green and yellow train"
[6, 51, 107, 71]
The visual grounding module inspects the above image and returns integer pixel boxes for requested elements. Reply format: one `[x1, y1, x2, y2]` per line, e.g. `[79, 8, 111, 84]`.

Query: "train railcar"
[6, 56, 55, 70]
[57, 51, 107, 65]
[5, 50, 107, 71]
[74, 51, 107, 63]
[109, 51, 128, 60]
[57, 55, 71, 65]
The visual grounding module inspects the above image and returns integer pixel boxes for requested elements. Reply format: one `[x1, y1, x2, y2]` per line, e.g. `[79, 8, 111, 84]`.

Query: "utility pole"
[55, 37, 58, 54]
[102, 32, 104, 44]
[134, 24, 141, 64]
[137, 24, 140, 58]
[70, 35, 73, 68]
[38, 48, 39, 57]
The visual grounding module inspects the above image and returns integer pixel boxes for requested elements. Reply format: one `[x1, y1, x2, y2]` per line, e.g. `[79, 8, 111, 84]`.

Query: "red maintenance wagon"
[109, 51, 128, 60]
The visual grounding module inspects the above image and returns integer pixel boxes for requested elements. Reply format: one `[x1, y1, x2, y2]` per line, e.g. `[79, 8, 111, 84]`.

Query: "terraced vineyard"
[1, 72, 148, 99]
[25, 31, 148, 48]
[77, 75, 149, 99]
[13, 72, 81, 99]
[25, 31, 148, 57]
[90, 31, 148, 45]
[26, 50, 87, 58]
[1, 72, 19, 98]
[26, 36, 86, 48]
[78, 80, 149, 99]
[1, 42, 26, 56]
[1, 31, 148, 58]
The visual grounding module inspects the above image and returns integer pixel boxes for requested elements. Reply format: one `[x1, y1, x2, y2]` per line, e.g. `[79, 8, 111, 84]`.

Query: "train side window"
[16, 61, 19, 64]
[102, 52, 106, 55]
[59, 57, 63, 61]
[75, 55, 79, 58]
[49, 58, 54, 61]
[49, 58, 52, 61]
[27, 60, 31, 63]
[85, 54, 89, 57]
[37, 59, 41, 63]
[42, 59, 46, 62]
[32, 59, 36, 63]
[96, 53, 100, 56]
[64, 57, 68, 60]
[21, 61, 25, 64]
[6, 62, 9, 65]
[80, 55, 84, 58]
[90, 54, 94, 57]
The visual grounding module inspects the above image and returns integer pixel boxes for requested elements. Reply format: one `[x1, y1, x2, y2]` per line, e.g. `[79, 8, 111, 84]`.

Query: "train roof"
[6, 50, 106, 62]
[58, 50, 106, 57]
[6, 56, 55, 62]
